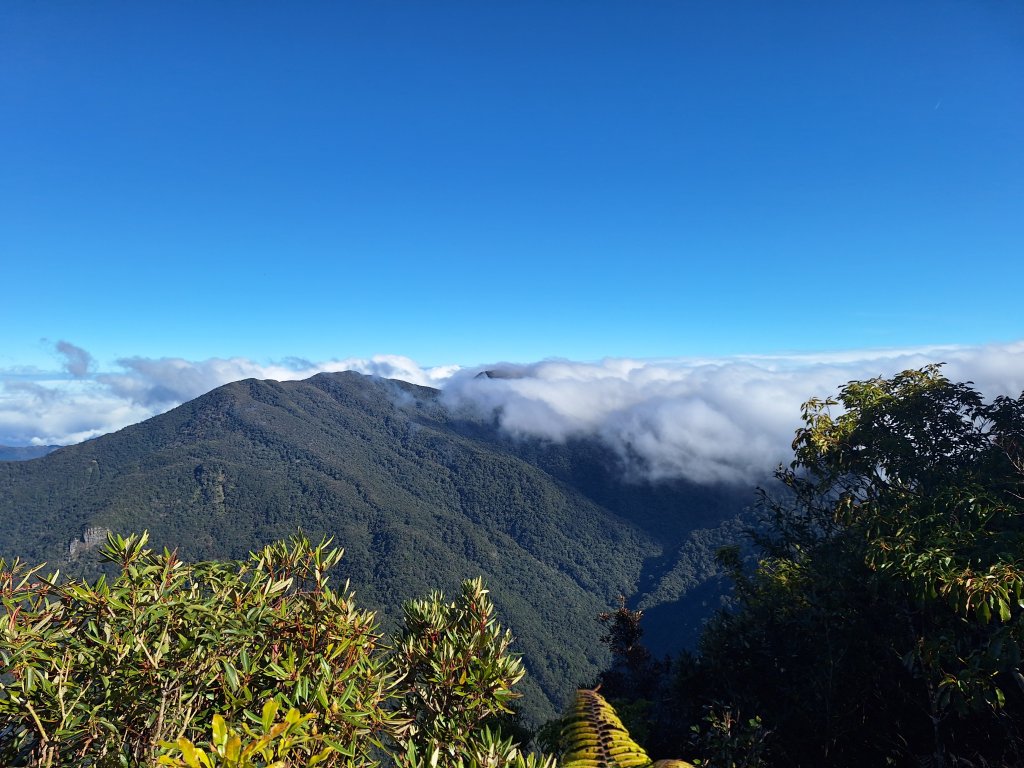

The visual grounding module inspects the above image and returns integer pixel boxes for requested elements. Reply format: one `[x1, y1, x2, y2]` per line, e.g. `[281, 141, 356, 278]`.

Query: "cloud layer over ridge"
[3, 340, 1023, 484]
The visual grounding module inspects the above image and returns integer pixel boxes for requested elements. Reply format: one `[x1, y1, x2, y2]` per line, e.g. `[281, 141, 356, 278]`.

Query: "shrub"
[0, 533, 537, 767]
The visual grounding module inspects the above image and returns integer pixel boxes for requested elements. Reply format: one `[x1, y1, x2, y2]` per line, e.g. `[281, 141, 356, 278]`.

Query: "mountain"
[0, 371, 752, 722]
[0, 444, 60, 461]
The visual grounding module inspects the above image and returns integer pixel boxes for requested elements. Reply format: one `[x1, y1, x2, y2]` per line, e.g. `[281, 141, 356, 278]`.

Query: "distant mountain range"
[0, 371, 754, 722]
[0, 444, 60, 461]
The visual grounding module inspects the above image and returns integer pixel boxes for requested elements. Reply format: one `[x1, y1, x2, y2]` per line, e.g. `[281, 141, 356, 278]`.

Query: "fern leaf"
[560, 689, 695, 768]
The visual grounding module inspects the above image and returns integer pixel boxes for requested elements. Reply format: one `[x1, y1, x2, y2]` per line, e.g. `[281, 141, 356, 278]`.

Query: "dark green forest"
[2, 367, 1022, 767]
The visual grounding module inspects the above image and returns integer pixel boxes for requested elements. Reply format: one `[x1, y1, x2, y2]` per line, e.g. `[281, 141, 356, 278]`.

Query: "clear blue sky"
[2, 1, 1022, 371]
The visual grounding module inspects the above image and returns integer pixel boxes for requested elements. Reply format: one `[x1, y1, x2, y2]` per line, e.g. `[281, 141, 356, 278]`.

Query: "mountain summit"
[0, 371, 750, 720]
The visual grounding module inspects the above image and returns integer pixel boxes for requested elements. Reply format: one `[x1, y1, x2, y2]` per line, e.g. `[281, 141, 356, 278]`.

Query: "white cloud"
[441, 341, 1024, 484]
[2, 340, 1023, 484]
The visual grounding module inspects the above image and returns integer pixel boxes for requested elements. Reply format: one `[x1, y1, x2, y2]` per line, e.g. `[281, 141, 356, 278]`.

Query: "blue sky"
[2, 1, 1021, 372]
[2, 3, 1024, 451]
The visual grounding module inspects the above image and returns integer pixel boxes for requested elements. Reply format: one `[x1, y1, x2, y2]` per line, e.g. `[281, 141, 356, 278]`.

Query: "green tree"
[791, 367, 1024, 720]
[697, 366, 1024, 766]
[589, 597, 670, 755]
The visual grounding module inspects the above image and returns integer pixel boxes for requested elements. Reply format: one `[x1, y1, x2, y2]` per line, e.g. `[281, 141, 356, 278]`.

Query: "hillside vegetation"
[0, 371, 750, 721]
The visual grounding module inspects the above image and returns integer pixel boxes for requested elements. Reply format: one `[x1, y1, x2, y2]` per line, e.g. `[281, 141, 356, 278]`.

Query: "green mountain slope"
[0, 371, 750, 722]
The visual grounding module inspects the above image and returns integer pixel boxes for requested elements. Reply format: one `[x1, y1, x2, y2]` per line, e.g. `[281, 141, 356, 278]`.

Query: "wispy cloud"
[2, 341, 1023, 484]
[56, 340, 94, 378]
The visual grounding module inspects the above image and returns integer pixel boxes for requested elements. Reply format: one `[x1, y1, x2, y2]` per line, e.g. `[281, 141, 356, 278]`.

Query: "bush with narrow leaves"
[0, 533, 539, 767]
[390, 577, 527, 763]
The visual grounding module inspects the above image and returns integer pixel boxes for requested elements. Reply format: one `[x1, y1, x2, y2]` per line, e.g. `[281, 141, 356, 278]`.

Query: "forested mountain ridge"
[0, 371, 751, 722]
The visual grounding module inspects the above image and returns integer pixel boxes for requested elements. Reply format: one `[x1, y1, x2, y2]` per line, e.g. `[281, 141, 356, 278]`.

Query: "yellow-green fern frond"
[560, 689, 694, 768]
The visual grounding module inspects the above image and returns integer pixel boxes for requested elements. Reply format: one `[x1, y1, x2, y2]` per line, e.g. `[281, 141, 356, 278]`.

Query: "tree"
[791, 366, 1024, 719]
[597, 596, 658, 700]
[696, 366, 1024, 766]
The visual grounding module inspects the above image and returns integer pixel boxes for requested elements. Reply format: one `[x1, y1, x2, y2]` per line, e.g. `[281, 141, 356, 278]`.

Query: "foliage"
[694, 366, 1024, 766]
[558, 689, 693, 768]
[689, 706, 768, 768]
[588, 597, 667, 754]
[396, 726, 556, 768]
[598, 598, 647, 675]
[789, 366, 1024, 716]
[390, 577, 528, 763]
[157, 699, 335, 768]
[0, 533, 537, 767]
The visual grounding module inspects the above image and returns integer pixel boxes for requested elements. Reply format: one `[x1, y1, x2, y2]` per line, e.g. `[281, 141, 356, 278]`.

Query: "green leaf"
[998, 598, 1011, 622]
[222, 659, 240, 691]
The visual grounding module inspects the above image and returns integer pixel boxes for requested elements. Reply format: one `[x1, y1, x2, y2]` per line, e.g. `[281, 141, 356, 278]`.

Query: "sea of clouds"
[3, 340, 1023, 485]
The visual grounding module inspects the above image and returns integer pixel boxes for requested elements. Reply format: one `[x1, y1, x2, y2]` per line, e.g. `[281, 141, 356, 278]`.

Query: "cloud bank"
[3, 340, 1023, 485]
[444, 342, 1024, 484]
